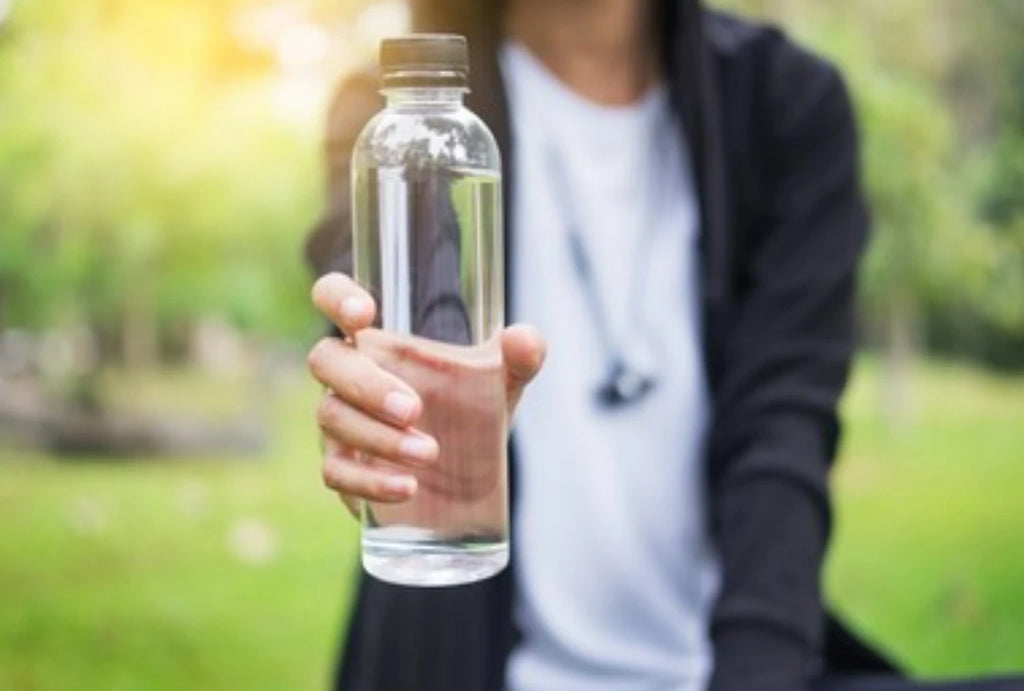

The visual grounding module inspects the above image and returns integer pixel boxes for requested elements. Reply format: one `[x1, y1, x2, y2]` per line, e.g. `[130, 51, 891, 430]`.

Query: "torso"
[502, 41, 720, 690]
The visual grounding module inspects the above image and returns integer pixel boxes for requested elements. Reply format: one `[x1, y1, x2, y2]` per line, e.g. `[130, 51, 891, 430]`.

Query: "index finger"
[312, 272, 377, 336]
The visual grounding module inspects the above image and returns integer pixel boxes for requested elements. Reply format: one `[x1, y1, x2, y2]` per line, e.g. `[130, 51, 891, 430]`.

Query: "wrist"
[709, 624, 819, 691]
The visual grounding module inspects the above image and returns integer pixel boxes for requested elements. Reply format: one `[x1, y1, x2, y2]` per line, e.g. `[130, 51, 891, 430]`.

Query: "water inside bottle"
[358, 330, 507, 586]
[353, 166, 506, 586]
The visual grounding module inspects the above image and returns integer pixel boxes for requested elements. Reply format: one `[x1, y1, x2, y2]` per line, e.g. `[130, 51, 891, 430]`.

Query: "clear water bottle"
[350, 34, 506, 587]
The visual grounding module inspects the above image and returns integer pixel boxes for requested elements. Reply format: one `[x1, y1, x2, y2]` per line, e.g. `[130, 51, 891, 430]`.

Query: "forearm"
[706, 48, 865, 689]
[708, 452, 831, 691]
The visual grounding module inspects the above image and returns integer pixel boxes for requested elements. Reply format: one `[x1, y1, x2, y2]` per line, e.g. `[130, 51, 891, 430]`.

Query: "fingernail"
[398, 434, 438, 463]
[341, 295, 370, 321]
[383, 475, 417, 495]
[384, 391, 418, 423]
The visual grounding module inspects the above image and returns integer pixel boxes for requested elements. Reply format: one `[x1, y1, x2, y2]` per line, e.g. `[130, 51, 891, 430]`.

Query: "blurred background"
[1, 0, 1022, 688]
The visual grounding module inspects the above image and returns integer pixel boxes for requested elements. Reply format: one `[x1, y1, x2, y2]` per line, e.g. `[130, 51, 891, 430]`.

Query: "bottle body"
[351, 86, 506, 586]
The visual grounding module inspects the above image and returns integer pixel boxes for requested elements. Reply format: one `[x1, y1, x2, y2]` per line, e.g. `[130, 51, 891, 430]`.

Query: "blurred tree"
[0, 0, 339, 366]
[2, 0, 1023, 378]
[933, 0, 1024, 368]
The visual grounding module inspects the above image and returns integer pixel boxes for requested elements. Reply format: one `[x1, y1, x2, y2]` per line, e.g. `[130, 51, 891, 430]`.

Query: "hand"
[308, 272, 546, 517]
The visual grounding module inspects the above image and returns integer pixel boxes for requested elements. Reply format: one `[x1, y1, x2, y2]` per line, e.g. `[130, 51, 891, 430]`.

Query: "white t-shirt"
[502, 42, 720, 690]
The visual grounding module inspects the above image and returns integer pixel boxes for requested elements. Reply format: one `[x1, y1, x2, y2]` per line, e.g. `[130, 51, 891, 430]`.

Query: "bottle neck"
[383, 87, 467, 111]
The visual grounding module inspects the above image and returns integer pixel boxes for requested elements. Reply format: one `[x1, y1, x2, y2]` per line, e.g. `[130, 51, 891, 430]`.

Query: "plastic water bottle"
[350, 34, 507, 587]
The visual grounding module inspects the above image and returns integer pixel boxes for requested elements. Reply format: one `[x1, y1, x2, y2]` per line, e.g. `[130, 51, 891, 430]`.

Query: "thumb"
[501, 323, 546, 415]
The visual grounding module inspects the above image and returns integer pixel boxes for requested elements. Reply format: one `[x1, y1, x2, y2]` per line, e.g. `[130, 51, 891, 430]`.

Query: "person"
[304, 1, 1024, 689]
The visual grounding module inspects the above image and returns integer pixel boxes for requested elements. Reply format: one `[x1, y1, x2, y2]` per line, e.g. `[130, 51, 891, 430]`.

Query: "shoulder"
[325, 65, 382, 152]
[704, 9, 855, 139]
[704, 9, 841, 88]
[699, 10, 866, 252]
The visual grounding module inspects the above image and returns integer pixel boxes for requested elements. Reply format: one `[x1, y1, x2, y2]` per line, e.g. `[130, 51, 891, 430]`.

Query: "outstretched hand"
[307, 272, 546, 516]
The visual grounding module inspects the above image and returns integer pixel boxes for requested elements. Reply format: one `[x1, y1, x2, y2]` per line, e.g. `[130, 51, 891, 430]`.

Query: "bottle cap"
[380, 34, 469, 88]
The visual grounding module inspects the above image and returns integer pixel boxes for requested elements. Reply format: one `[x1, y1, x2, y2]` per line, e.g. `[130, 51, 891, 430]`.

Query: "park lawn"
[0, 357, 1022, 690]
[0, 372, 359, 691]
[828, 358, 1024, 677]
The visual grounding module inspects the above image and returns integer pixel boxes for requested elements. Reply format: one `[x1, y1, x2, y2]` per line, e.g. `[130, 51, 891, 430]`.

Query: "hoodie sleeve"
[707, 35, 869, 691]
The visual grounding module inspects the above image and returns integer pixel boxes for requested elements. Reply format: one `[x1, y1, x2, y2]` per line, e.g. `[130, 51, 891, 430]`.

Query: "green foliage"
[0, 0, 327, 345]
[981, 134, 1024, 225]
[2, 0, 1024, 365]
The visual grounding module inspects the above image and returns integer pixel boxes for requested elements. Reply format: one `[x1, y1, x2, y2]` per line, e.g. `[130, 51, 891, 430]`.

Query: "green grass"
[1, 357, 1022, 689]
[0, 373, 359, 691]
[828, 357, 1024, 677]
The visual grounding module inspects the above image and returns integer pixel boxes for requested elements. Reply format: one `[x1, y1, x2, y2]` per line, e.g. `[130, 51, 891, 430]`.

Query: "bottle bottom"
[362, 530, 508, 587]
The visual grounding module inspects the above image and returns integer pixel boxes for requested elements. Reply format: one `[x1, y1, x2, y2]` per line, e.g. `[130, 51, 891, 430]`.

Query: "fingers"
[502, 323, 546, 413]
[322, 441, 418, 505]
[317, 392, 439, 467]
[311, 310, 546, 515]
[308, 336, 422, 427]
[312, 272, 376, 337]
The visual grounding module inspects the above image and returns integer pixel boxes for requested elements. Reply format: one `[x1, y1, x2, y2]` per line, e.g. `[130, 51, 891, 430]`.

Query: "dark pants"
[814, 616, 1024, 691]
[815, 676, 1024, 690]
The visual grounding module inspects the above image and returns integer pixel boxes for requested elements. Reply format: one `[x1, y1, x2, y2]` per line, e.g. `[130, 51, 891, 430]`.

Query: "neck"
[506, 0, 658, 105]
